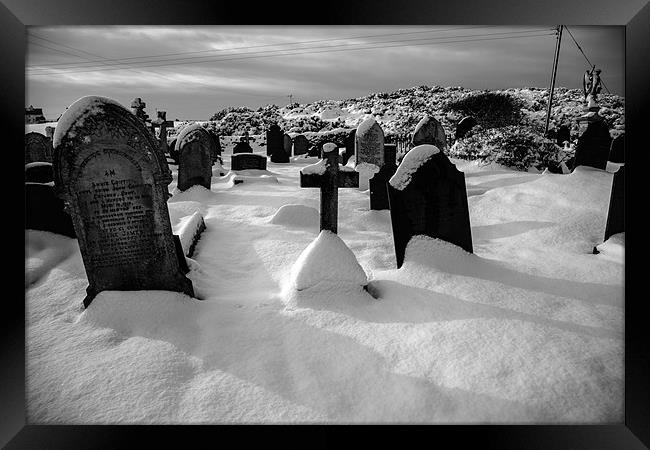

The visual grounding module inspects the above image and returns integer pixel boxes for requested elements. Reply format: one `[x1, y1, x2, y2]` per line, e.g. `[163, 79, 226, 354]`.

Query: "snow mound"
[301, 159, 327, 175]
[270, 204, 319, 228]
[402, 235, 474, 271]
[595, 233, 624, 263]
[25, 230, 77, 288]
[389, 144, 440, 190]
[174, 211, 206, 257]
[53, 95, 123, 148]
[290, 230, 367, 291]
[355, 162, 380, 178]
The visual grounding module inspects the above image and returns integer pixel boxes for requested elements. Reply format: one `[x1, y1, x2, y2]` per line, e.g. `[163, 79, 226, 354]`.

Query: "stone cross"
[300, 143, 359, 234]
[130, 97, 150, 125]
[151, 110, 174, 156]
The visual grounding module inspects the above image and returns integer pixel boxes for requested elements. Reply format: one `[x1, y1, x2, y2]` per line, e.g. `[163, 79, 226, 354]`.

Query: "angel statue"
[582, 66, 602, 106]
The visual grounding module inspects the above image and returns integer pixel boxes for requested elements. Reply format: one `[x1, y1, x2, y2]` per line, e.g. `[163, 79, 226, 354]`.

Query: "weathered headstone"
[266, 124, 284, 159]
[412, 115, 448, 151]
[293, 134, 310, 156]
[604, 165, 624, 241]
[25, 161, 54, 183]
[355, 117, 384, 167]
[572, 120, 611, 171]
[25, 132, 53, 164]
[455, 116, 477, 140]
[342, 129, 356, 165]
[387, 144, 473, 268]
[231, 153, 267, 171]
[283, 133, 293, 157]
[53, 95, 194, 307]
[608, 134, 624, 163]
[25, 182, 76, 238]
[176, 124, 214, 191]
[369, 144, 398, 210]
[556, 125, 571, 146]
[300, 143, 359, 233]
[233, 141, 254, 154]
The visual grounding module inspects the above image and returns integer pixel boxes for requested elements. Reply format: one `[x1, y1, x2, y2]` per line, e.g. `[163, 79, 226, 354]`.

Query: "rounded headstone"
[455, 116, 477, 140]
[355, 117, 384, 167]
[266, 124, 283, 157]
[25, 132, 53, 164]
[176, 124, 214, 191]
[411, 115, 447, 151]
[293, 134, 310, 156]
[25, 161, 54, 183]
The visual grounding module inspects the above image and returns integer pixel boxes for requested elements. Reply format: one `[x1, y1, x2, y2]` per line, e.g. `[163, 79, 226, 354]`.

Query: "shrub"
[444, 92, 525, 128]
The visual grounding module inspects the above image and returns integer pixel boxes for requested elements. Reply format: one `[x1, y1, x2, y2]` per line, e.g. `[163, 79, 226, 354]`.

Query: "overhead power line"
[28, 29, 554, 76]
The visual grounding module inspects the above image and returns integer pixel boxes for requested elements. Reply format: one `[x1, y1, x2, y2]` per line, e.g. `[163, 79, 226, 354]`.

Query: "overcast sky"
[25, 25, 624, 121]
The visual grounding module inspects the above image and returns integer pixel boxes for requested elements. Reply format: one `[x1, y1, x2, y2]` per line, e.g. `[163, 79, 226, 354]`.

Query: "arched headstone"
[53, 95, 194, 307]
[283, 133, 293, 157]
[412, 115, 447, 151]
[25, 161, 54, 183]
[176, 124, 214, 191]
[25, 132, 53, 164]
[266, 124, 283, 158]
[293, 135, 309, 156]
[355, 117, 384, 168]
[455, 116, 477, 140]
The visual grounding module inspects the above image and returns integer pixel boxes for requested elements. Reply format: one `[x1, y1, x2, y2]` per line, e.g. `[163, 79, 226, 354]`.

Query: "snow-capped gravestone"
[232, 141, 253, 154]
[231, 153, 267, 171]
[343, 129, 356, 165]
[293, 134, 309, 156]
[572, 120, 611, 171]
[53, 96, 194, 307]
[369, 144, 398, 210]
[307, 145, 321, 158]
[455, 116, 477, 140]
[300, 143, 359, 234]
[25, 161, 54, 183]
[387, 144, 473, 268]
[176, 124, 214, 191]
[604, 165, 624, 241]
[412, 115, 447, 151]
[25, 132, 53, 164]
[608, 134, 624, 163]
[355, 116, 384, 169]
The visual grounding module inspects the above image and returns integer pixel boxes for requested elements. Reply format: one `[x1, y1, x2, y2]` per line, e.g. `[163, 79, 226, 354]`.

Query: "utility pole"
[544, 25, 563, 136]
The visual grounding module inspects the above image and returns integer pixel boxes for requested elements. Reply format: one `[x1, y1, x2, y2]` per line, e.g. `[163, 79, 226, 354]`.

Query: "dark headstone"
[608, 134, 624, 163]
[604, 166, 624, 241]
[25, 132, 53, 164]
[369, 144, 398, 210]
[455, 116, 477, 140]
[307, 145, 321, 158]
[293, 135, 309, 156]
[177, 124, 214, 191]
[283, 133, 293, 157]
[45, 126, 55, 141]
[168, 138, 178, 164]
[412, 115, 447, 151]
[232, 141, 254, 154]
[266, 124, 284, 159]
[208, 130, 222, 160]
[343, 129, 356, 165]
[300, 143, 359, 234]
[355, 117, 384, 167]
[572, 121, 611, 171]
[25, 182, 76, 238]
[53, 96, 193, 307]
[387, 145, 473, 268]
[556, 125, 571, 146]
[231, 153, 267, 171]
[25, 161, 54, 183]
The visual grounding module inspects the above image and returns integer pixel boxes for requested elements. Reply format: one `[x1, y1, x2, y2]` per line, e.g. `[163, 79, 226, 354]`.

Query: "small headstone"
[45, 126, 55, 141]
[604, 166, 624, 241]
[176, 124, 214, 191]
[283, 133, 293, 157]
[53, 96, 193, 307]
[608, 134, 624, 163]
[572, 120, 611, 171]
[300, 143, 359, 234]
[25, 132, 53, 164]
[369, 144, 398, 210]
[556, 125, 571, 146]
[231, 153, 267, 171]
[355, 117, 384, 168]
[25, 182, 76, 238]
[232, 141, 254, 154]
[25, 161, 54, 183]
[343, 129, 356, 165]
[412, 115, 447, 151]
[266, 124, 284, 159]
[307, 145, 321, 158]
[455, 116, 477, 140]
[293, 135, 309, 156]
[387, 145, 473, 268]
[208, 130, 222, 161]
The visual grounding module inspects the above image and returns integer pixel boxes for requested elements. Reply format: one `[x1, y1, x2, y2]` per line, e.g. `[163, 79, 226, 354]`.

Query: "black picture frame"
[6, 0, 649, 448]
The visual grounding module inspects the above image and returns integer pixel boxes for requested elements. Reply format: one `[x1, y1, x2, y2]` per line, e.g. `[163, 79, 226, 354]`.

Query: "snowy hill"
[26, 152, 624, 423]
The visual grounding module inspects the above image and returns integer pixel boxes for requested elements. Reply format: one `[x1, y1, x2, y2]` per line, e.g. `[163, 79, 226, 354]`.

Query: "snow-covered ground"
[25, 146, 624, 424]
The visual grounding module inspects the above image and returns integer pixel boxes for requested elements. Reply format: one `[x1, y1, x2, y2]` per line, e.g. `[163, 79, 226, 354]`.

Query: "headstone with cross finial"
[300, 143, 359, 234]
[151, 110, 174, 157]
